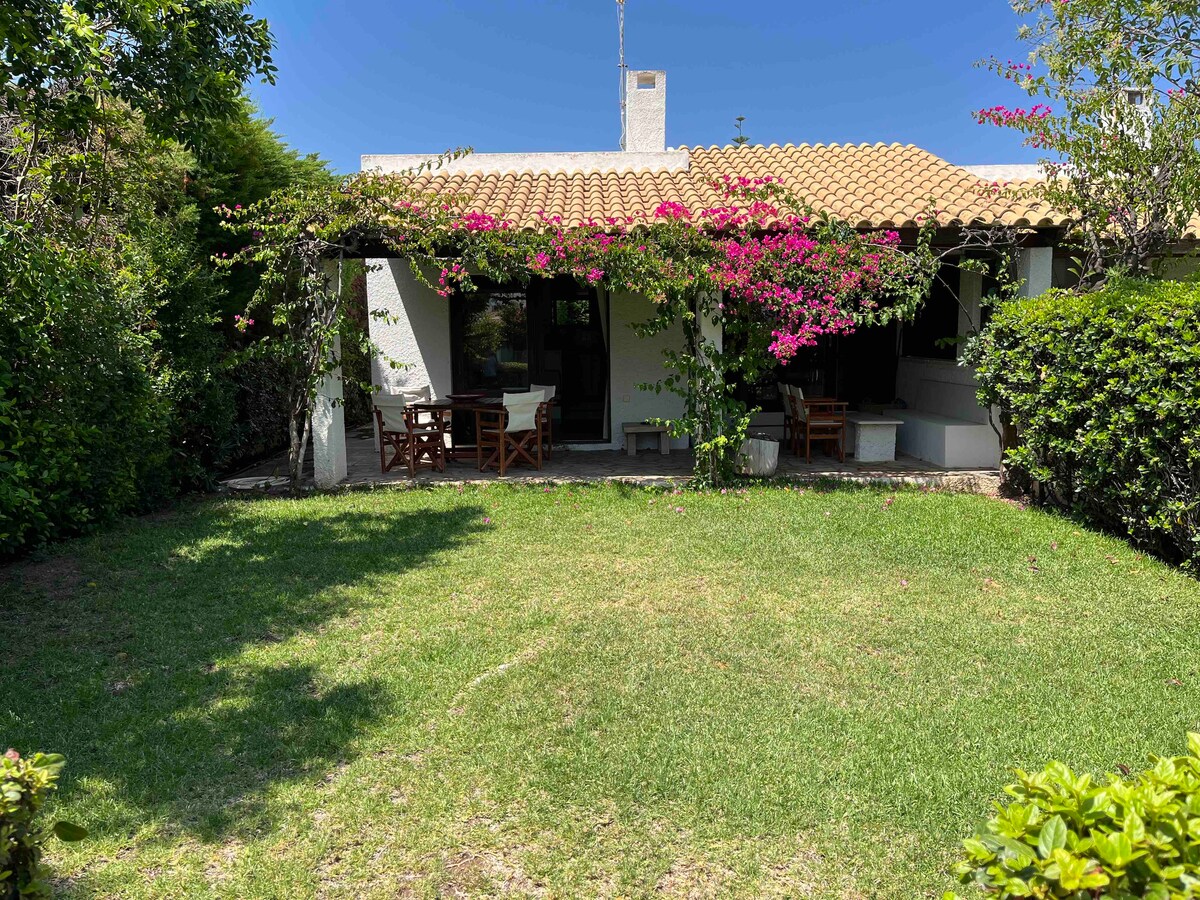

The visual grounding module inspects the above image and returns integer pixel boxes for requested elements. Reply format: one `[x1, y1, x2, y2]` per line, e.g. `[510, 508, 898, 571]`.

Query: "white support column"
[313, 333, 348, 488]
[1017, 246, 1054, 298]
[956, 265, 983, 359]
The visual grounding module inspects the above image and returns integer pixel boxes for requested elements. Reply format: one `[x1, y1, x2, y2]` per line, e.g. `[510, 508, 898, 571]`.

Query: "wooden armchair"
[373, 387, 446, 476]
[786, 388, 847, 463]
[476, 390, 545, 475]
[530, 383, 557, 460]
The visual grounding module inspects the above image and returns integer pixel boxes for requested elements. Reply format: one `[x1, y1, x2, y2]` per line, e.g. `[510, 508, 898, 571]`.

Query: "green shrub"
[967, 277, 1200, 569]
[0, 227, 169, 556]
[1, 750, 86, 900]
[949, 734, 1200, 899]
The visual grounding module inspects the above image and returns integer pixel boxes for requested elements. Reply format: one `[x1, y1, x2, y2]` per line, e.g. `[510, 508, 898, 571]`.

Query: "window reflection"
[457, 288, 528, 391]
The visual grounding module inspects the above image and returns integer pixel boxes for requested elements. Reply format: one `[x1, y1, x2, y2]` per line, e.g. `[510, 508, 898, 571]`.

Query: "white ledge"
[961, 163, 1046, 181]
[361, 150, 691, 176]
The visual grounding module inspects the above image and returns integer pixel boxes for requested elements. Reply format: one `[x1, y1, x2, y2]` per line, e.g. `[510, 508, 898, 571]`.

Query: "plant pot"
[736, 435, 779, 477]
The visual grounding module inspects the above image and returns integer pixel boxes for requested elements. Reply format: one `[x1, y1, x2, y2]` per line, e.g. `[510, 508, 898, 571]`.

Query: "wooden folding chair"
[476, 390, 545, 475]
[402, 405, 447, 475]
[374, 396, 411, 474]
[530, 382, 557, 460]
[787, 388, 848, 463]
[373, 386, 445, 476]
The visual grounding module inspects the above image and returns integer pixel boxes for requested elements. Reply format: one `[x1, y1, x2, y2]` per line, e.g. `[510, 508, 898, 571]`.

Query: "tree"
[977, 0, 1200, 282]
[731, 116, 750, 146]
[2, 1, 276, 228]
[0, 1, 274, 142]
[0, 2, 321, 555]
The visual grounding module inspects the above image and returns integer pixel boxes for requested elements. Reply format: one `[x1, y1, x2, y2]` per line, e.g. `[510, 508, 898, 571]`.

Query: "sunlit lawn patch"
[5, 483, 1199, 898]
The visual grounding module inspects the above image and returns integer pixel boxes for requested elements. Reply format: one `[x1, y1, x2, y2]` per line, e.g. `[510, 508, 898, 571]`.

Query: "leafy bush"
[0, 226, 169, 556]
[1, 750, 86, 900]
[0, 93, 333, 557]
[227, 357, 292, 470]
[949, 734, 1200, 899]
[967, 277, 1200, 569]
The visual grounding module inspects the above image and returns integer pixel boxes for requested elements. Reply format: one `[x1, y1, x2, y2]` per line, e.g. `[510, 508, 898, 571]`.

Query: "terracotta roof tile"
[401, 143, 1073, 232]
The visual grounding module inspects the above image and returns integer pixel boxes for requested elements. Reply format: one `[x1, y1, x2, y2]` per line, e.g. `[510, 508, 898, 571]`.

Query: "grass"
[4, 482, 1200, 898]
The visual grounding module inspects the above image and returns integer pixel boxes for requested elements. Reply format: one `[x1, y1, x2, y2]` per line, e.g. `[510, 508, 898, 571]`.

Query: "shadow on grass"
[2, 498, 486, 844]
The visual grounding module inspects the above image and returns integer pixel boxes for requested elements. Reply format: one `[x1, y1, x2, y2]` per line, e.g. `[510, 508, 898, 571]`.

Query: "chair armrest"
[475, 407, 505, 429]
[405, 406, 446, 430]
[803, 399, 848, 412]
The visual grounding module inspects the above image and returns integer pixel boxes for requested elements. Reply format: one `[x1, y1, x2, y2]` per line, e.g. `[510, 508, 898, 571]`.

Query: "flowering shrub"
[948, 734, 1200, 899]
[221, 167, 937, 485]
[1, 750, 86, 900]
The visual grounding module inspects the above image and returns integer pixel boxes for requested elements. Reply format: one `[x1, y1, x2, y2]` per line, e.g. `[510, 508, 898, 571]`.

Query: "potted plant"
[736, 432, 779, 477]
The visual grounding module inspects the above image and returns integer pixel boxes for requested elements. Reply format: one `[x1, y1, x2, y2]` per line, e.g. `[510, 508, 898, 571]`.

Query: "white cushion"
[400, 385, 431, 404]
[374, 385, 431, 431]
[504, 389, 544, 433]
[530, 382, 557, 400]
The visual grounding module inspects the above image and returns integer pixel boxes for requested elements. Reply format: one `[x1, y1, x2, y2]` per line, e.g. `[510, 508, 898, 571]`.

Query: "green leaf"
[53, 820, 88, 842]
[32, 752, 66, 775]
[1125, 810, 1147, 843]
[1037, 815, 1068, 858]
[1095, 832, 1134, 868]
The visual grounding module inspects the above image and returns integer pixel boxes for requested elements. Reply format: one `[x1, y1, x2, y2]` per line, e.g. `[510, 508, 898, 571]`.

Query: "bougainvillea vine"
[219, 160, 938, 486]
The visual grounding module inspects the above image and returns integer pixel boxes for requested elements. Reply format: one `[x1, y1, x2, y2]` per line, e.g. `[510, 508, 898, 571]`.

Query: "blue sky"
[246, 0, 1040, 175]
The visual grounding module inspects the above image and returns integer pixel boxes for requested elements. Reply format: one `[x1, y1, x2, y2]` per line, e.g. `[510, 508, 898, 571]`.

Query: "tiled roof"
[402, 143, 1071, 232]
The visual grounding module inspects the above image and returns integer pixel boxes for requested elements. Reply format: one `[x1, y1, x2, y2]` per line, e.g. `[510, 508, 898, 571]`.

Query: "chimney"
[1123, 86, 1152, 146]
[623, 70, 666, 152]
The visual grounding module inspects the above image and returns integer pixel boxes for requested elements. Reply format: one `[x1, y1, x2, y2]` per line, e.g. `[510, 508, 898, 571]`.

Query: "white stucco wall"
[1017, 246, 1054, 298]
[607, 290, 688, 451]
[362, 150, 688, 176]
[366, 259, 452, 398]
[895, 357, 989, 425]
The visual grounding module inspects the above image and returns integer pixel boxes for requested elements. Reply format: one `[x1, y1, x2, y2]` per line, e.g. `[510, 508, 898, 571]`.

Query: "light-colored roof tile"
[399, 142, 1076, 231]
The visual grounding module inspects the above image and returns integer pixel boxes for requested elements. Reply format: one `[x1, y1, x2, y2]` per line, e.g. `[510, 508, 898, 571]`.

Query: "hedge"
[968, 276, 1200, 569]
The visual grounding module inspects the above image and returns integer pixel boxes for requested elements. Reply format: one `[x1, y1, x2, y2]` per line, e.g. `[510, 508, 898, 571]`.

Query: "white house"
[314, 70, 1083, 486]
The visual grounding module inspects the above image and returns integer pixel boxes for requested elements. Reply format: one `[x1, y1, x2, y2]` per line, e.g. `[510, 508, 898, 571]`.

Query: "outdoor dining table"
[409, 396, 501, 462]
[411, 393, 558, 464]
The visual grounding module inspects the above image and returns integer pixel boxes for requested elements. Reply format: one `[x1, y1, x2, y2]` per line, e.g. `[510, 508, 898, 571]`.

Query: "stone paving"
[225, 425, 1000, 493]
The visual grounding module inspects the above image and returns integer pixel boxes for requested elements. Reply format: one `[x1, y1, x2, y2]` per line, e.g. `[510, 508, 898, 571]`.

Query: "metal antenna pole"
[617, 0, 627, 150]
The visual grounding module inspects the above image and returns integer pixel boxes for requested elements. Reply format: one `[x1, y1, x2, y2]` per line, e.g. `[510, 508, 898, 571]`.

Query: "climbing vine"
[221, 163, 938, 486]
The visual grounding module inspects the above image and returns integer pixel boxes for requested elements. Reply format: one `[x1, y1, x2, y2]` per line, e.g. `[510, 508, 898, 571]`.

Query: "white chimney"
[1122, 86, 1153, 146]
[623, 69, 666, 152]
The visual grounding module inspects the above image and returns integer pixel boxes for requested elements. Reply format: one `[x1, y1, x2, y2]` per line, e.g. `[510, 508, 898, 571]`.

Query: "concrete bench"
[845, 412, 905, 462]
[622, 421, 671, 456]
[887, 409, 1000, 468]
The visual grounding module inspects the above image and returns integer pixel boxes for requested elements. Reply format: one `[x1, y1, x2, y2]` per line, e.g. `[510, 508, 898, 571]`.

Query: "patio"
[224, 424, 1000, 493]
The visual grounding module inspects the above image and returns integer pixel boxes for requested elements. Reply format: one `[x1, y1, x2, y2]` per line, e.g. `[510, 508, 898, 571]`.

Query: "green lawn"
[5, 483, 1200, 898]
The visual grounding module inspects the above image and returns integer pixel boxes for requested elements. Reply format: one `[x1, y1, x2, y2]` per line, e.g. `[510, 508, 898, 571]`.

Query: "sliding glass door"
[450, 276, 609, 442]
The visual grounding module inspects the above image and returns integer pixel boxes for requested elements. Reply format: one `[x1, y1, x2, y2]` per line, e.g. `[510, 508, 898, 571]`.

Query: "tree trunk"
[287, 391, 312, 491]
